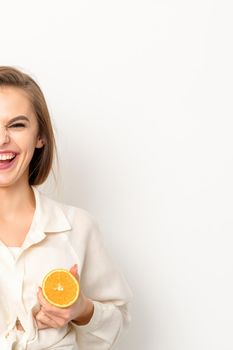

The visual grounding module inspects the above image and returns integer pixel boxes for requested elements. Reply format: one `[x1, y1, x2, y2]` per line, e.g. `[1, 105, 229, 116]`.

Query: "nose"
[0, 126, 10, 145]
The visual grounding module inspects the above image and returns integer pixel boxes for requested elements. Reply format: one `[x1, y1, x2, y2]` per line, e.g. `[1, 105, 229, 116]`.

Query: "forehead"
[0, 86, 34, 119]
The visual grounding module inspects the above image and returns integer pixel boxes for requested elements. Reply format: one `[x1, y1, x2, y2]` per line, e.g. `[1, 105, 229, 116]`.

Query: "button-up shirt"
[0, 186, 132, 350]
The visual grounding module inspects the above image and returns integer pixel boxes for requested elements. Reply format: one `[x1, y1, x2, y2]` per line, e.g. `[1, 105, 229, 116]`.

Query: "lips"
[0, 152, 18, 170]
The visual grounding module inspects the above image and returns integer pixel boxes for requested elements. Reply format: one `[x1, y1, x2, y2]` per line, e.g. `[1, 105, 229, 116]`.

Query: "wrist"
[72, 298, 94, 326]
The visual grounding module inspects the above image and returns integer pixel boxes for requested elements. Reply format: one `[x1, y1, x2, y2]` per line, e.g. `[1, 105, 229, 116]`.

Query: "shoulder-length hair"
[0, 66, 56, 185]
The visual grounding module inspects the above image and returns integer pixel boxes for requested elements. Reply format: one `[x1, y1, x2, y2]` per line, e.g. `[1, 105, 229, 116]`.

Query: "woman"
[0, 66, 132, 350]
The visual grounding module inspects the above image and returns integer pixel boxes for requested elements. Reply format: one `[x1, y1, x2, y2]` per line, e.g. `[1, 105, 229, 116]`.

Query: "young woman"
[0, 66, 132, 350]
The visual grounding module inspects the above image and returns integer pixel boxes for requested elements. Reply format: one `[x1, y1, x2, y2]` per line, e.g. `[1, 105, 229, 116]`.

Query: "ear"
[35, 136, 45, 149]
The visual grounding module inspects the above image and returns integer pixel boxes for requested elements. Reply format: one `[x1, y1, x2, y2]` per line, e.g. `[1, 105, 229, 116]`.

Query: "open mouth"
[0, 153, 17, 164]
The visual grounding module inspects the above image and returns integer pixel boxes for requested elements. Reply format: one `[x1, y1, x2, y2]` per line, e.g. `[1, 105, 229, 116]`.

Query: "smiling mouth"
[0, 153, 17, 164]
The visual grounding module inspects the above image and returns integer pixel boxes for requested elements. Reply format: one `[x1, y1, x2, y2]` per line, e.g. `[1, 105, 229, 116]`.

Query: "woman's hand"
[35, 264, 94, 330]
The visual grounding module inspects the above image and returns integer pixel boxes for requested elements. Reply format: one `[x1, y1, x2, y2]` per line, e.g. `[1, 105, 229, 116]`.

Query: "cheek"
[13, 134, 39, 153]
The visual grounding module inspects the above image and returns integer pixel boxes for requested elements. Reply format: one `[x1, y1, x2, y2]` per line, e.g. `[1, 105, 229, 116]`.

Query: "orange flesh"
[42, 269, 79, 308]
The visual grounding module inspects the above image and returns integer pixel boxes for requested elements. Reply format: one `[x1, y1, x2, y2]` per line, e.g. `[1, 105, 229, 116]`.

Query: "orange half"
[42, 269, 80, 308]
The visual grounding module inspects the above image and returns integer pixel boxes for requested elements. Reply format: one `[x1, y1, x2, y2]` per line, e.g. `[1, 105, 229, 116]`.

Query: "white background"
[1, 1, 233, 349]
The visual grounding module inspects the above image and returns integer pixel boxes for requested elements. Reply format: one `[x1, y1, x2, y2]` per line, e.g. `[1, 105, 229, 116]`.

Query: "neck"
[0, 182, 35, 220]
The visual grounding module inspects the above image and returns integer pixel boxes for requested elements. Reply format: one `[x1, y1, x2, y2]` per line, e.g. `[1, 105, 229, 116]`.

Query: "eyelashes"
[9, 123, 26, 128]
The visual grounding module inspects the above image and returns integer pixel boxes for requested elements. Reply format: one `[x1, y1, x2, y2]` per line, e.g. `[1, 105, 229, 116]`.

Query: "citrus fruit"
[42, 268, 80, 308]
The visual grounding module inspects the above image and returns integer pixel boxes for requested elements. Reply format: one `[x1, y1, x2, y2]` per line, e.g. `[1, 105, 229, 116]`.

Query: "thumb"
[70, 264, 79, 279]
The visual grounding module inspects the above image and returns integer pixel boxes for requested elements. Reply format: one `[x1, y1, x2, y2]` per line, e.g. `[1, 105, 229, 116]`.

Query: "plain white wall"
[1, 1, 233, 349]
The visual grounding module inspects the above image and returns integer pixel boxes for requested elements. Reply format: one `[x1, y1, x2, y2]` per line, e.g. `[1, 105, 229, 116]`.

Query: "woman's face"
[0, 86, 44, 188]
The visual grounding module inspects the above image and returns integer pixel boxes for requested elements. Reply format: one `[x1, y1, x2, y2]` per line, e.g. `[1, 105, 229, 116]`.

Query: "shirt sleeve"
[70, 211, 133, 349]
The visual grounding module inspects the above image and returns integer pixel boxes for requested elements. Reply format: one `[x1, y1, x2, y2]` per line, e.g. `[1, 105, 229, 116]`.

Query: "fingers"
[37, 287, 73, 325]
[69, 264, 77, 276]
[36, 310, 57, 328]
[36, 264, 81, 331]
[35, 307, 70, 329]
[69, 264, 80, 283]
[37, 288, 65, 317]
[35, 310, 62, 329]
[36, 320, 49, 330]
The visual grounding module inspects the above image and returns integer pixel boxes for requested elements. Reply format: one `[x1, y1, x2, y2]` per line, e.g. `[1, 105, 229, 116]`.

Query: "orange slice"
[42, 268, 80, 308]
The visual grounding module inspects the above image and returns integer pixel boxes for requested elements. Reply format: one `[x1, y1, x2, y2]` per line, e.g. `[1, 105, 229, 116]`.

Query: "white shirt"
[0, 186, 132, 350]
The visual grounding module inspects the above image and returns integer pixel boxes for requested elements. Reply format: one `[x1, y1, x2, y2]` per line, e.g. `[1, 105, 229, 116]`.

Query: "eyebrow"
[8, 116, 30, 123]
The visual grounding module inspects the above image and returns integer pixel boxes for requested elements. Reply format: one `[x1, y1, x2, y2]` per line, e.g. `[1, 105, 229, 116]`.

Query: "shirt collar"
[21, 186, 72, 250]
[31, 186, 72, 233]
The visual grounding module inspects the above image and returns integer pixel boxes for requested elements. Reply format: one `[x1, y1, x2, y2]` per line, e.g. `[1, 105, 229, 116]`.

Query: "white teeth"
[0, 153, 16, 160]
